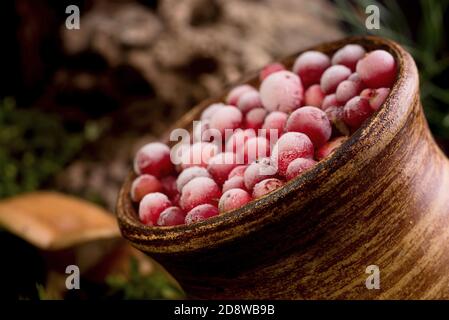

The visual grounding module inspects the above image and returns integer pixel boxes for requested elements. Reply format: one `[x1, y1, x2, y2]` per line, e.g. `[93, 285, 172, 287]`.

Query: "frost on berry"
[185, 204, 219, 225]
[252, 178, 284, 199]
[360, 88, 390, 111]
[331, 44, 366, 71]
[139, 192, 172, 226]
[271, 132, 314, 177]
[134, 142, 174, 178]
[157, 206, 186, 226]
[244, 108, 267, 131]
[176, 166, 211, 192]
[179, 177, 221, 212]
[243, 157, 277, 191]
[285, 158, 317, 181]
[320, 65, 352, 94]
[304, 84, 325, 108]
[207, 152, 239, 185]
[285, 106, 332, 147]
[209, 106, 243, 136]
[218, 188, 252, 213]
[244, 136, 271, 164]
[131, 174, 163, 202]
[222, 176, 246, 193]
[356, 50, 397, 88]
[260, 71, 303, 113]
[226, 85, 257, 106]
[343, 96, 373, 129]
[293, 51, 331, 87]
[321, 94, 340, 110]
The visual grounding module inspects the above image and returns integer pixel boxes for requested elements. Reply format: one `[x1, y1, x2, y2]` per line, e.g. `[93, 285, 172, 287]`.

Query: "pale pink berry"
[228, 165, 248, 179]
[225, 129, 256, 158]
[271, 132, 314, 176]
[160, 175, 178, 200]
[218, 188, 252, 213]
[356, 50, 397, 88]
[185, 204, 219, 225]
[244, 108, 267, 130]
[320, 65, 352, 94]
[134, 142, 174, 178]
[360, 88, 390, 111]
[244, 136, 271, 163]
[260, 71, 303, 113]
[331, 44, 366, 71]
[293, 51, 331, 87]
[237, 90, 262, 113]
[286, 106, 332, 147]
[259, 63, 286, 81]
[139, 192, 172, 226]
[343, 96, 373, 129]
[316, 136, 348, 160]
[285, 158, 317, 181]
[130, 174, 163, 202]
[262, 111, 287, 142]
[335, 79, 364, 104]
[321, 94, 340, 110]
[243, 158, 277, 191]
[209, 106, 243, 136]
[252, 178, 284, 199]
[222, 176, 246, 193]
[179, 142, 219, 169]
[179, 177, 221, 212]
[176, 166, 211, 192]
[207, 152, 239, 185]
[304, 84, 325, 108]
[201, 103, 224, 121]
[325, 106, 350, 136]
[226, 85, 256, 106]
[157, 206, 186, 226]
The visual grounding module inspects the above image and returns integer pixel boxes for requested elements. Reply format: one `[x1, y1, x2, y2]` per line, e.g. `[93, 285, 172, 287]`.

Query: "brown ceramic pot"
[116, 36, 449, 299]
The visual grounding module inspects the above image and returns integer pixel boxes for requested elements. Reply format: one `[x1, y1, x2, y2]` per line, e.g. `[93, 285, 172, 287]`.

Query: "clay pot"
[116, 36, 449, 299]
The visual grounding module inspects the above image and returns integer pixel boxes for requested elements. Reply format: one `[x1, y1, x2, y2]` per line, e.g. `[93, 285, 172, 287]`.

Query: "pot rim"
[116, 35, 419, 254]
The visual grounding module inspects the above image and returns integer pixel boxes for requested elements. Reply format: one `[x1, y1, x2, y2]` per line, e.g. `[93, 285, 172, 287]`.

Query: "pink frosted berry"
[293, 51, 331, 87]
[321, 94, 340, 110]
[243, 157, 277, 191]
[335, 79, 364, 104]
[260, 71, 303, 113]
[209, 106, 243, 136]
[285, 158, 317, 181]
[360, 88, 390, 111]
[244, 108, 267, 130]
[285, 106, 332, 147]
[331, 44, 366, 71]
[201, 103, 224, 121]
[222, 176, 246, 193]
[356, 50, 397, 88]
[271, 132, 314, 177]
[316, 136, 348, 160]
[185, 204, 219, 225]
[157, 206, 186, 226]
[228, 165, 248, 179]
[252, 178, 284, 199]
[207, 152, 239, 185]
[160, 175, 178, 200]
[304, 84, 325, 108]
[244, 136, 271, 163]
[259, 63, 286, 81]
[320, 65, 352, 94]
[218, 188, 252, 213]
[134, 142, 174, 178]
[343, 96, 373, 129]
[179, 177, 221, 212]
[225, 129, 256, 158]
[179, 142, 219, 169]
[262, 111, 288, 142]
[130, 174, 162, 202]
[237, 90, 262, 113]
[139, 192, 172, 226]
[176, 166, 211, 192]
[226, 85, 256, 106]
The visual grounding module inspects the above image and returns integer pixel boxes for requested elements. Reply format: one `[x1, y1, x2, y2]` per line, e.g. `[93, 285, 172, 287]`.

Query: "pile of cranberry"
[131, 44, 397, 227]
